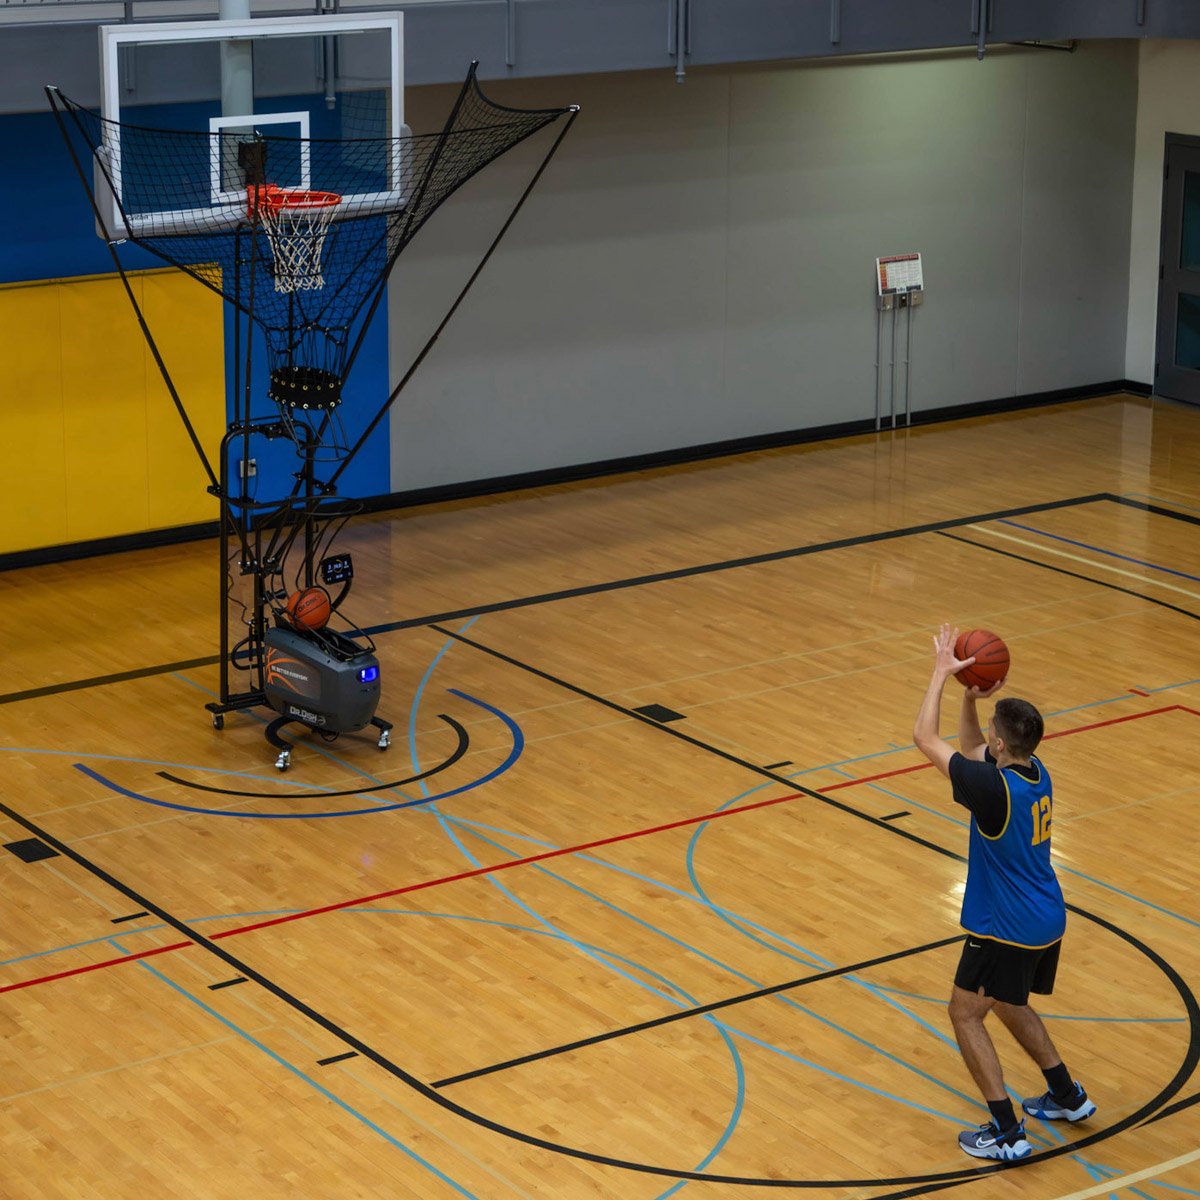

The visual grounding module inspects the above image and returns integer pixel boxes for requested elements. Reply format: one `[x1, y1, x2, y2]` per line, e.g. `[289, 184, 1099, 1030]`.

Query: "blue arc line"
[136, 960, 482, 1198]
[998, 519, 1200, 583]
[70, 689, 523, 819]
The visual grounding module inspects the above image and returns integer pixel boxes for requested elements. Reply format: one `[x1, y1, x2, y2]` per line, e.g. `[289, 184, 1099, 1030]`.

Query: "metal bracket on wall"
[667, 0, 690, 82]
[971, 0, 993, 59]
[830, 0, 841, 45]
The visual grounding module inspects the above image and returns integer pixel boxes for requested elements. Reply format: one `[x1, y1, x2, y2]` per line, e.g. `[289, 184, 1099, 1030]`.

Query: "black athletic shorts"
[954, 936, 1061, 1006]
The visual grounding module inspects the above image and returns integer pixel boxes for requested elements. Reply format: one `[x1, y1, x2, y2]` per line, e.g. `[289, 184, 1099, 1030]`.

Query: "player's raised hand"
[932, 623, 974, 679]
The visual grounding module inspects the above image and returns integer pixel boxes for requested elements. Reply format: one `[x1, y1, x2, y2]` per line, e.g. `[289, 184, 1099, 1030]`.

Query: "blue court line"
[136, 960, 482, 1197]
[446, 810, 990, 1122]
[0, 745, 330, 790]
[998, 519, 1200, 583]
[71, 689, 523, 819]
[92, 937, 479, 1197]
[404, 626, 752, 1194]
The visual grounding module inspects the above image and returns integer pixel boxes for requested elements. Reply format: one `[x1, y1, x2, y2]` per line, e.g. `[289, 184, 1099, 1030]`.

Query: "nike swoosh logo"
[967, 942, 982, 948]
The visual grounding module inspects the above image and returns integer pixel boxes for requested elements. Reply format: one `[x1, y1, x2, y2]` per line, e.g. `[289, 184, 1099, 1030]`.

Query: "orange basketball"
[953, 628, 1010, 690]
[285, 586, 331, 631]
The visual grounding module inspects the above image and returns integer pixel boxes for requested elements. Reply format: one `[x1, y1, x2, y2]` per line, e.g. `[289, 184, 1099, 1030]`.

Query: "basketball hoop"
[249, 184, 342, 293]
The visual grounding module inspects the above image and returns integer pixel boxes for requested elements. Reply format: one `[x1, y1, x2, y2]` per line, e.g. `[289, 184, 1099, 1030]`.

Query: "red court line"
[3, 702, 1194, 997]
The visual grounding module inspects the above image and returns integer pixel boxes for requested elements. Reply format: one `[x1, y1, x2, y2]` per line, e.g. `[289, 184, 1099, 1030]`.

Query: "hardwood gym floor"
[2, 392, 1200, 1199]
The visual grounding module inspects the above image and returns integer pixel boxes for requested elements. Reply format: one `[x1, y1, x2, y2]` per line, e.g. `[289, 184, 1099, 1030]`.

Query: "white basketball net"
[256, 188, 342, 294]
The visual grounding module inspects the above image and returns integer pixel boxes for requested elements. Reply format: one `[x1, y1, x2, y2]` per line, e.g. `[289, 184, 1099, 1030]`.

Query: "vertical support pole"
[1136, 0, 1146, 24]
[830, 0, 841, 45]
[506, 0, 516, 67]
[904, 297, 914, 426]
[889, 304, 898, 428]
[219, 0, 253, 116]
[676, 0, 689, 83]
[874, 305, 884, 431]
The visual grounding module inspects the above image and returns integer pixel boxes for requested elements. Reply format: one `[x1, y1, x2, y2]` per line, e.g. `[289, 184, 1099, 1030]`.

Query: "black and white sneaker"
[1022, 1082, 1096, 1123]
[958, 1120, 1033, 1161]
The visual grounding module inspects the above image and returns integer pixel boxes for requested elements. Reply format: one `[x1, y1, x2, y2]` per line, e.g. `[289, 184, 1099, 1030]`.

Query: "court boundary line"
[0, 492, 1113, 708]
[6, 490, 1198, 710]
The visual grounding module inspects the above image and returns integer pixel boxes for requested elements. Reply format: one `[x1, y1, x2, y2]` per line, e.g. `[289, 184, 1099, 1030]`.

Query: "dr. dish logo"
[287, 705, 327, 727]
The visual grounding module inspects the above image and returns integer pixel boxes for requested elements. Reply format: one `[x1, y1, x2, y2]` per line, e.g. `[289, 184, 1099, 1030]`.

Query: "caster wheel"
[212, 713, 225, 731]
[275, 749, 291, 772]
[378, 729, 391, 751]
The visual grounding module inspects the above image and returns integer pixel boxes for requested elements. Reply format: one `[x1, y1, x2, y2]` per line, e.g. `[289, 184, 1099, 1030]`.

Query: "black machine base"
[265, 713, 393, 773]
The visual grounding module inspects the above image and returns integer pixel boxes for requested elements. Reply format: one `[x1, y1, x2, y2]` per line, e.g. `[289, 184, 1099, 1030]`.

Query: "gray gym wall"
[388, 40, 1138, 493]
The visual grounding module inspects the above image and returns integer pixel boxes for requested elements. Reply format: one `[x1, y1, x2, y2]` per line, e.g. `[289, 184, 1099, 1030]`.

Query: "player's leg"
[994, 941, 1096, 1122]
[948, 943, 1033, 1161]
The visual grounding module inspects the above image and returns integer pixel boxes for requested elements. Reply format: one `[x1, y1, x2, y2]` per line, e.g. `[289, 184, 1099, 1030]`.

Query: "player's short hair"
[993, 698, 1044, 758]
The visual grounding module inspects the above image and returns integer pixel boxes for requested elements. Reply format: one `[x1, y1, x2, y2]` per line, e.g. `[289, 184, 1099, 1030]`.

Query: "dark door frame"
[1155, 132, 1200, 405]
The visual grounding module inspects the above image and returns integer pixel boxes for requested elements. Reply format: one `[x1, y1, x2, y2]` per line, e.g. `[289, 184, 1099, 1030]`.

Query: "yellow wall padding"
[0, 269, 223, 555]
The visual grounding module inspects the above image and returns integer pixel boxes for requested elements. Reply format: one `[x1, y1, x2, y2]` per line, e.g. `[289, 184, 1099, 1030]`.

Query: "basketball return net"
[48, 65, 578, 767]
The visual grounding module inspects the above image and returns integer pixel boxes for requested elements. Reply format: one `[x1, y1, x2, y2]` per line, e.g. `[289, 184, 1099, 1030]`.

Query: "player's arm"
[913, 624, 974, 778]
[958, 679, 1005, 762]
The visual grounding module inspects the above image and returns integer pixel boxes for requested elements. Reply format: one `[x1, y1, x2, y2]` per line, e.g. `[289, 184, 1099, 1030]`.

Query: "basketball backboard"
[95, 13, 403, 238]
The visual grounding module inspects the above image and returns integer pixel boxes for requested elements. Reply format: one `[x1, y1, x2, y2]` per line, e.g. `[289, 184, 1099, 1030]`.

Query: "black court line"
[936, 532, 1200, 622]
[432, 933, 966, 1088]
[881, 811, 911, 822]
[1143, 1091, 1200, 1126]
[157, 713, 469, 798]
[111, 912, 149, 925]
[0, 656, 220, 707]
[317, 1051, 359, 1067]
[762, 760, 792, 770]
[0, 493, 1111, 709]
[431, 625, 973, 867]
[2, 793, 1193, 1192]
[208, 977, 247, 991]
[1111, 496, 1200, 527]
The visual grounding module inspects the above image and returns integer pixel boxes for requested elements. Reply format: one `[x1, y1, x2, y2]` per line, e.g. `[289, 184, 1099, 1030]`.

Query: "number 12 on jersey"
[1030, 796, 1052, 845]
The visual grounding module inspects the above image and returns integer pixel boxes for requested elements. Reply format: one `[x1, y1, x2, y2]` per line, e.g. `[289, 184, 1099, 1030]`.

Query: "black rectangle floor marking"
[3, 838, 60, 863]
[882, 811, 911, 822]
[762, 760, 793, 770]
[111, 911, 150, 924]
[632, 703, 686, 723]
[317, 1051, 360, 1066]
[208, 977, 248, 991]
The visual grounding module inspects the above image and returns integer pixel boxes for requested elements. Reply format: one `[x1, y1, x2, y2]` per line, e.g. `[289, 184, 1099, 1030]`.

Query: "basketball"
[285, 586, 331, 631]
[953, 628, 1010, 690]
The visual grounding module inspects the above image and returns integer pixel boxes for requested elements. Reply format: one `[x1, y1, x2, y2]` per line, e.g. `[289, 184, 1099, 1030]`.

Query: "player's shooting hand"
[966, 678, 1006, 700]
[932, 623, 974, 680]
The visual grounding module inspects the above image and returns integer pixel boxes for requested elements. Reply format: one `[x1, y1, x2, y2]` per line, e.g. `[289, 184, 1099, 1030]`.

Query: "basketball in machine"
[47, 13, 578, 769]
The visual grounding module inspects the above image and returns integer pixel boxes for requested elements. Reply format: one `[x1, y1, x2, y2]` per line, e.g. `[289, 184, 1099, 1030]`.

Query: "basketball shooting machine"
[49, 15, 577, 769]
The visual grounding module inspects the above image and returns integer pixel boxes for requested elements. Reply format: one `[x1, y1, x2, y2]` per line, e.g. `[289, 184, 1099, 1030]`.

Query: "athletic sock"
[1042, 1062, 1077, 1102]
[987, 1098, 1019, 1134]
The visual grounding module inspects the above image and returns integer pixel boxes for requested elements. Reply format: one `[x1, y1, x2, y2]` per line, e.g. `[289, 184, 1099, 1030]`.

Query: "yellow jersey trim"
[979, 771, 1012, 841]
[962, 928, 1063, 951]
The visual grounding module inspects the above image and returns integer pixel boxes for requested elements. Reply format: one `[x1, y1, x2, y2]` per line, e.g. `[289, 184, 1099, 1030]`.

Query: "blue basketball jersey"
[960, 755, 1065, 948]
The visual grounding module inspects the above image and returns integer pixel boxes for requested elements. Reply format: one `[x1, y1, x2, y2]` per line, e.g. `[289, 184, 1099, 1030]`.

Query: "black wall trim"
[0, 382, 1146, 573]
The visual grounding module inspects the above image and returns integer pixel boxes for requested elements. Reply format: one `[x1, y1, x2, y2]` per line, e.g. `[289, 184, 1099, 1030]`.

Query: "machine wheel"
[378, 729, 391, 751]
[275, 748, 292, 772]
[212, 713, 225, 731]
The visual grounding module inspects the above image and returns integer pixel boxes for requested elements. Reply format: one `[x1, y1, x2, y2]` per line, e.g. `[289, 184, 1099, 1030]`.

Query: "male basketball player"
[912, 624, 1096, 1161]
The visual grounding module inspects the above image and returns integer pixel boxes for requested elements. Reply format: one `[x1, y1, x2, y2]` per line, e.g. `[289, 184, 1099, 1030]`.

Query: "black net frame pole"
[326, 105, 580, 491]
[46, 86, 220, 494]
[330, 66, 480, 395]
